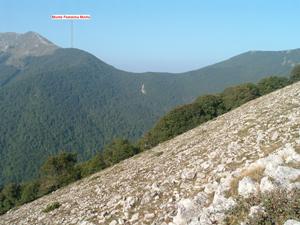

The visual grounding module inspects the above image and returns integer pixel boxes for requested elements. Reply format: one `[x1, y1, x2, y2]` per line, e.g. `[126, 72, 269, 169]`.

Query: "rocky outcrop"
[171, 144, 300, 224]
[1, 82, 300, 224]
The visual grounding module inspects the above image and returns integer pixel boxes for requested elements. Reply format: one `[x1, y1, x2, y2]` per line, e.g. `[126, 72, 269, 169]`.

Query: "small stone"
[130, 213, 139, 222]
[151, 182, 160, 192]
[271, 131, 279, 141]
[109, 220, 117, 225]
[123, 212, 129, 219]
[249, 205, 265, 218]
[194, 192, 209, 207]
[141, 192, 151, 205]
[204, 181, 219, 194]
[124, 196, 138, 210]
[144, 213, 155, 220]
[80, 221, 96, 225]
[181, 168, 197, 180]
[118, 218, 125, 224]
[201, 161, 210, 170]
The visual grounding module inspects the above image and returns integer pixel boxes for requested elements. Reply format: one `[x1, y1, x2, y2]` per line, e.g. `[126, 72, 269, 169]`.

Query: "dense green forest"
[0, 49, 196, 185]
[2, 47, 298, 186]
[1, 66, 299, 215]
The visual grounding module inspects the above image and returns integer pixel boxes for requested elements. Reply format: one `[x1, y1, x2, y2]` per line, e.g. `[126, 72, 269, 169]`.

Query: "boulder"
[238, 177, 258, 198]
[266, 166, 300, 184]
[260, 176, 276, 193]
[284, 220, 300, 225]
[173, 199, 197, 225]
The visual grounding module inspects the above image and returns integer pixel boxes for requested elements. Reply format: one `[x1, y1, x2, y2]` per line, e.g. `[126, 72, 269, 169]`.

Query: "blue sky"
[1, 0, 300, 72]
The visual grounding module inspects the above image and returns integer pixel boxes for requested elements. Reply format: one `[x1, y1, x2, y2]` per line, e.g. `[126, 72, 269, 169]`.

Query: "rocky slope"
[1, 82, 300, 225]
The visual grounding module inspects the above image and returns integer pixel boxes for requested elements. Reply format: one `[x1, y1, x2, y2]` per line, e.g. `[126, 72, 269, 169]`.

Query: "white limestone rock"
[130, 212, 139, 222]
[123, 196, 138, 210]
[144, 213, 155, 220]
[284, 220, 300, 225]
[238, 177, 258, 198]
[248, 205, 265, 218]
[288, 182, 300, 191]
[271, 131, 279, 141]
[108, 220, 117, 225]
[141, 191, 152, 205]
[266, 166, 300, 184]
[173, 199, 197, 225]
[181, 168, 197, 180]
[80, 221, 96, 225]
[204, 181, 219, 194]
[193, 192, 209, 208]
[211, 194, 236, 213]
[198, 212, 213, 225]
[260, 176, 276, 193]
[281, 144, 300, 163]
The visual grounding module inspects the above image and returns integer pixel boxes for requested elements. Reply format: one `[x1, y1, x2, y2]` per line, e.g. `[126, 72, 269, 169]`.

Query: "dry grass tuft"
[227, 166, 265, 197]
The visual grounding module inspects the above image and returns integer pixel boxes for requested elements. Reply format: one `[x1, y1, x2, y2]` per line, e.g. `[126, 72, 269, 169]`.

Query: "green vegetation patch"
[42, 201, 61, 213]
[224, 189, 300, 225]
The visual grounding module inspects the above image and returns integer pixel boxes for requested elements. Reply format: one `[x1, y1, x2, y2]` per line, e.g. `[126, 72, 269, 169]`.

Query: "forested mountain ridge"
[180, 49, 300, 94]
[0, 31, 300, 185]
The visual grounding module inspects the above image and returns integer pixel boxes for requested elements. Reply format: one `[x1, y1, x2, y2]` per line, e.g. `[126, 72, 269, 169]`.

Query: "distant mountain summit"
[0, 31, 58, 66]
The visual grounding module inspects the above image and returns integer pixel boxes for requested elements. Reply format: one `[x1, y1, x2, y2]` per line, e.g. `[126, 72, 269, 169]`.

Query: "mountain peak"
[0, 31, 58, 66]
[23, 31, 55, 45]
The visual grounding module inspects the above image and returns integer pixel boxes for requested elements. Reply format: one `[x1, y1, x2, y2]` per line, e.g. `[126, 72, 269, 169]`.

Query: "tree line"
[1, 65, 300, 215]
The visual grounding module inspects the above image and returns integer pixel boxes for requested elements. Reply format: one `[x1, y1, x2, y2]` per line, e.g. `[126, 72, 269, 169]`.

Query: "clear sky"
[1, 0, 300, 72]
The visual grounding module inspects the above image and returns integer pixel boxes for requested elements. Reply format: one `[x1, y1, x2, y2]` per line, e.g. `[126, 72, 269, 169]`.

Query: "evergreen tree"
[19, 181, 40, 204]
[39, 152, 79, 194]
[257, 76, 290, 95]
[102, 139, 140, 165]
[221, 83, 260, 110]
[78, 153, 107, 177]
[290, 65, 300, 82]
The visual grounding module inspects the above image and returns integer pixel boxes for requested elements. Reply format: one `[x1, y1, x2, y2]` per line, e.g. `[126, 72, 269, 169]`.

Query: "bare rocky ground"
[1, 82, 300, 225]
